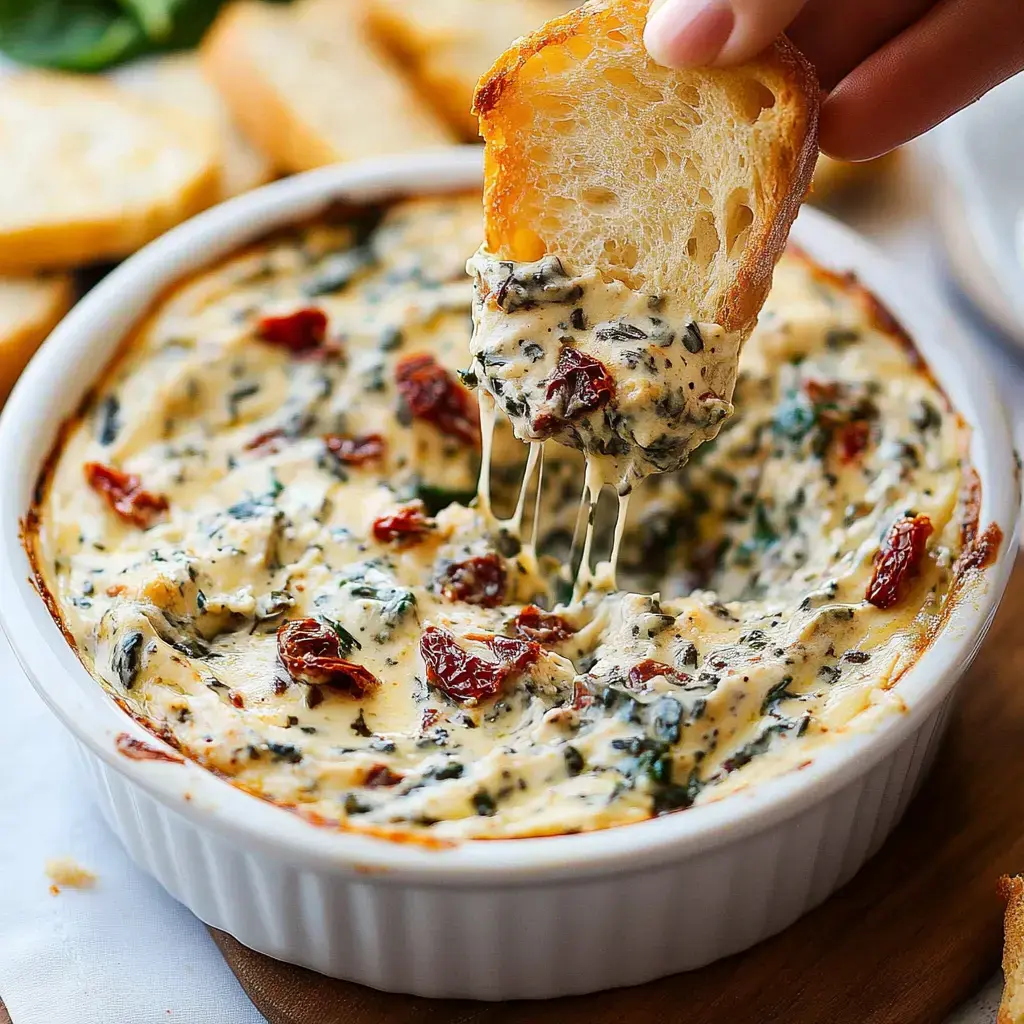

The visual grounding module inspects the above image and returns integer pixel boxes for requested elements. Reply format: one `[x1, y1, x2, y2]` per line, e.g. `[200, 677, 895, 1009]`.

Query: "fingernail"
[644, 0, 735, 69]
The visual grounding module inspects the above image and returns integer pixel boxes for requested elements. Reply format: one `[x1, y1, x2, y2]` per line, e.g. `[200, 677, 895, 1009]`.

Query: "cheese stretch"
[33, 194, 981, 840]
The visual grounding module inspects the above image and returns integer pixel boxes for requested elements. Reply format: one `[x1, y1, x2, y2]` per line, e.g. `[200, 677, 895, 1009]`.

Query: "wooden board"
[207, 559, 1022, 1022]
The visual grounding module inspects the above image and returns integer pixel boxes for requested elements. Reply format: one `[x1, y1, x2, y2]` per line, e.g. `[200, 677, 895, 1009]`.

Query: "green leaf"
[0, 1, 144, 71]
[115, 0, 177, 42]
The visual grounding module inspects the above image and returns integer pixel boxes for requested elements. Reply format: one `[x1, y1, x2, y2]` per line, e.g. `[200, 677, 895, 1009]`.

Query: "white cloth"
[0, 630, 266, 1024]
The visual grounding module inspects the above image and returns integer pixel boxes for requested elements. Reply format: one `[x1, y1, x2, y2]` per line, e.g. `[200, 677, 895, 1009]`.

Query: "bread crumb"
[45, 856, 97, 893]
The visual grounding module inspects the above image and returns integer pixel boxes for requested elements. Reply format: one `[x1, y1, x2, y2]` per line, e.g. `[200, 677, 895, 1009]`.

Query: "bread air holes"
[686, 210, 720, 271]
[736, 78, 777, 122]
[582, 186, 620, 209]
[725, 189, 754, 259]
[602, 238, 639, 271]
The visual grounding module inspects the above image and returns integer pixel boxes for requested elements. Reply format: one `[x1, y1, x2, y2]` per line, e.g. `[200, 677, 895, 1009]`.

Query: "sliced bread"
[475, 0, 819, 334]
[0, 73, 221, 273]
[1001, 876, 1024, 1024]
[201, 0, 455, 174]
[0, 273, 74, 403]
[116, 53, 275, 199]
[468, 0, 819, 485]
[365, 0, 578, 141]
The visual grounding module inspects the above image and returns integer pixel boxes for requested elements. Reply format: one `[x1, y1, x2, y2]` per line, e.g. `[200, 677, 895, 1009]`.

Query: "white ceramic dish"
[0, 147, 1017, 1000]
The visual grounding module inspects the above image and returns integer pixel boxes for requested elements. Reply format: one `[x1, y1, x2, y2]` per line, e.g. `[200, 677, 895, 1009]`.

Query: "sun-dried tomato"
[84, 462, 169, 529]
[418, 626, 538, 704]
[627, 659, 691, 689]
[395, 353, 479, 445]
[372, 502, 434, 546]
[437, 553, 506, 607]
[364, 764, 403, 788]
[468, 633, 541, 674]
[541, 347, 615, 423]
[571, 678, 594, 710]
[245, 429, 288, 453]
[257, 308, 328, 353]
[865, 514, 934, 609]
[511, 606, 576, 645]
[804, 379, 842, 406]
[277, 618, 378, 696]
[325, 433, 386, 466]
[837, 421, 871, 463]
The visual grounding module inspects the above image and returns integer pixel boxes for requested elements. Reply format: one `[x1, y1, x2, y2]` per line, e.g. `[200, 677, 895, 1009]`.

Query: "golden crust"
[1000, 875, 1024, 1023]
[0, 275, 74, 404]
[201, 0, 454, 175]
[201, 3, 332, 173]
[473, 0, 819, 334]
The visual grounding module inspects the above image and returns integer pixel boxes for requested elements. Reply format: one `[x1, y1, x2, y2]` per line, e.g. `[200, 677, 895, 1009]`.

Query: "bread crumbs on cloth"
[45, 856, 97, 894]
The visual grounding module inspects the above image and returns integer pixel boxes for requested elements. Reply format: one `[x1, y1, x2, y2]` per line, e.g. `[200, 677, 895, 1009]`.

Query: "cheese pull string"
[510, 441, 543, 535]
[475, 389, 497, 517]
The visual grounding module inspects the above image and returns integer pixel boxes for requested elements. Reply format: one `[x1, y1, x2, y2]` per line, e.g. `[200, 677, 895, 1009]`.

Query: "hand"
[644, 0, 1024, 161]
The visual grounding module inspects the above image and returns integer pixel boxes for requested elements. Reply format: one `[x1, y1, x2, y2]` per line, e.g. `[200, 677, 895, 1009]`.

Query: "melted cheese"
[34, 194, 974, 840]
[468, 249, 739, 493]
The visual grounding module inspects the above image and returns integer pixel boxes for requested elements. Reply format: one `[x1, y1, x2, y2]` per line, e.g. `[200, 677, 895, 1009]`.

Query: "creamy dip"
[31, 194, 991, 841]
[468, 249, 740, 493]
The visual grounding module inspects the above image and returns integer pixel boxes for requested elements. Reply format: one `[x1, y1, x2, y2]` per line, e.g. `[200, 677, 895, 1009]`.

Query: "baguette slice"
[116, 53, 274, 199]
[201, 0, 455, 174]
[468, 0, 819, 486]
[475, 0, 818, 333]
[0, 73, 220, 273]
[0, 274, 74, 403]
[1001, 876, 1024, 1024]
[365, 0, 579, 141]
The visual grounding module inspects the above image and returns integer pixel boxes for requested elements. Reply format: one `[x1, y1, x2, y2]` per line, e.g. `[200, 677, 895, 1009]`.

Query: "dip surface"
[33, 194, 980, 840]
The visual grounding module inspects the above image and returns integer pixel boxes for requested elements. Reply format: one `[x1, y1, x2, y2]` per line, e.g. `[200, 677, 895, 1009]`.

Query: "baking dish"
[0, 147, 1017, 999]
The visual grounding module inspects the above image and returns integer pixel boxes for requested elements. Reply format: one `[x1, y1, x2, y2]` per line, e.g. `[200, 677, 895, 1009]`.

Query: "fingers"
[787, 0, 937, 91]
[820, 0, 1024, 159]
[644, 0, 808, 68]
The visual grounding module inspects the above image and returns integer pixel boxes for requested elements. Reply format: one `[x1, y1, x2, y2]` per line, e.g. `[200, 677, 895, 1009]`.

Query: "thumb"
[645, 0, 809, 68]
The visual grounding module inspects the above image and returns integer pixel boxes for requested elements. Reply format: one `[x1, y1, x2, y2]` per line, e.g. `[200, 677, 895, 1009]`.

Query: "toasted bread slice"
[0, 273, 74, 403]
[201, 0, 455, 174]
[475, 0, 819, 335]
[116, 53, 274, 199]
[365, 0, 579, 141]
[0, 73, 220, 274]
[1001, 876, 1024, 1024]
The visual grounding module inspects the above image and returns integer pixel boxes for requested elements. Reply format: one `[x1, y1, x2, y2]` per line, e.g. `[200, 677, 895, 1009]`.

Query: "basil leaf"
[0, 1, 144, 71]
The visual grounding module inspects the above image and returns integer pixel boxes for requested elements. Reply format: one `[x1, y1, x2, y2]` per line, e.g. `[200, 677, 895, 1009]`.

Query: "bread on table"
[0, 72, 220, 273]
[365, 0, 579, 141]
[1000, 876, 1024, 1023]
[201, 0, 455, 174]
[116, 53, 274, 199]
[0, 274, 74, 403]
[474, 0, 820, 335]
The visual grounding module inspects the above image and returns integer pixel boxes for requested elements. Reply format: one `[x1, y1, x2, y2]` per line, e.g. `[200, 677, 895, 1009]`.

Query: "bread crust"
[1001, 875, 1024, 1024]
[0, 274, 74, 403]
[474, 0, 819, 335]
[202, 0, 454, 174]
[202, 3, 333, 173]
[116, 53, 276, 199]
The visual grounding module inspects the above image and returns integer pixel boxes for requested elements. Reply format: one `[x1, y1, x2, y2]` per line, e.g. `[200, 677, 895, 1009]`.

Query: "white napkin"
[0, 630, 265, 1024]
